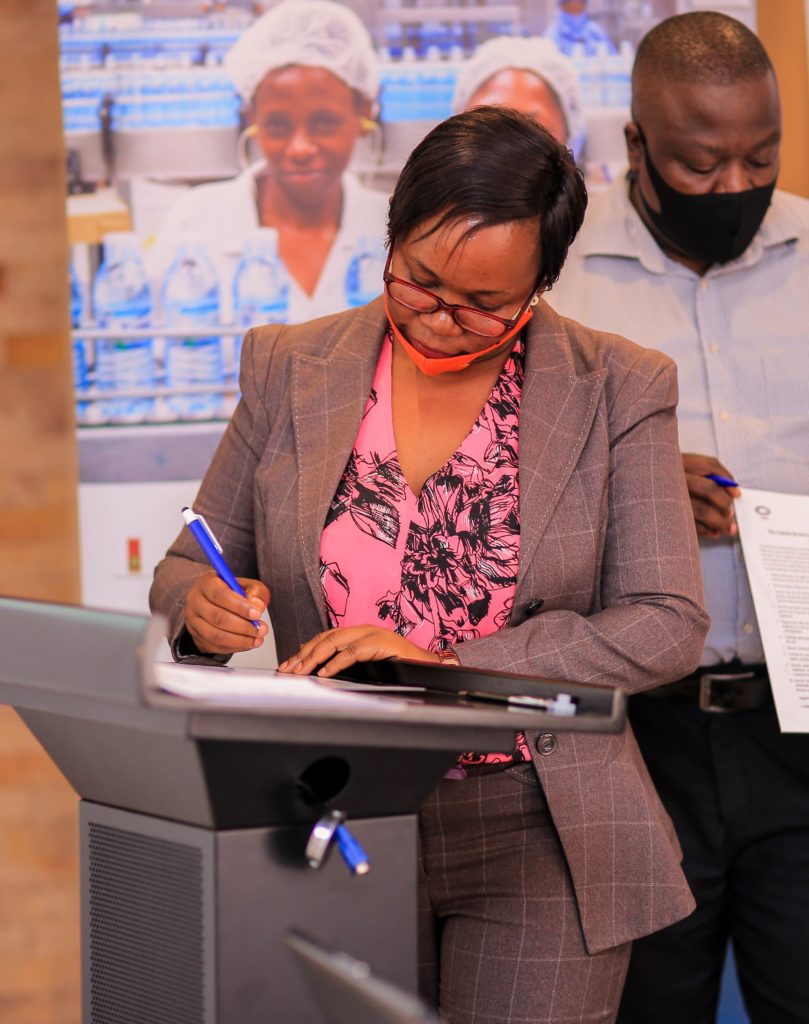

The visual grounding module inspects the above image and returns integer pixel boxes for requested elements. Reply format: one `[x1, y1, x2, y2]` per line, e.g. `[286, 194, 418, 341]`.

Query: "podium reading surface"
[0, 597, 624, 1023]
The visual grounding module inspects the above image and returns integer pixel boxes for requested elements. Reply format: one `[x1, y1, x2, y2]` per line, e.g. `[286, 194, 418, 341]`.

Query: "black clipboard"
[335, 658, 626, 734]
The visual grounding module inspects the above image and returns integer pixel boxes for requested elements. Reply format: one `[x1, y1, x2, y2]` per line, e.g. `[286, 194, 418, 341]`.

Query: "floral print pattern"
[320, 333, 530, 764]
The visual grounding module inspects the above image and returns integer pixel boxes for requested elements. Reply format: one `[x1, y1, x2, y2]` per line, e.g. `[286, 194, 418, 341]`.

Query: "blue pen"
[335, 824, 370, 876]
[181, 507, 262, 628]
[705, 473, 740, 488]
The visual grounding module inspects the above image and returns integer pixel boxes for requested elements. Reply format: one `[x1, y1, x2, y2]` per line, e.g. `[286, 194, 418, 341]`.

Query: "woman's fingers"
[278, 626, 432, 677]
[185, 572, 268, 654]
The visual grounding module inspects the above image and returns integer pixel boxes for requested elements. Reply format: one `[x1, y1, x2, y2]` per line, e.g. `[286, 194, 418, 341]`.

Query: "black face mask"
[637, 132, 776, 265]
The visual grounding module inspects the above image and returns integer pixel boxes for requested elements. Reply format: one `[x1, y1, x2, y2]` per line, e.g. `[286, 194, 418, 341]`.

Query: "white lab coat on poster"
[148, 161, 391, 324]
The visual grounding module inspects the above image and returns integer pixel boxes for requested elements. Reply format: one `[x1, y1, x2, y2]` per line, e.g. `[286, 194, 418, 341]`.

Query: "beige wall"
[0, 3, 81, 1022]
[758, 0, 809, 198]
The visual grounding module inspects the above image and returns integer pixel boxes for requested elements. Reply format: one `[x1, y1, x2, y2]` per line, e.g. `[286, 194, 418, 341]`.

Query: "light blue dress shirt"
[548, 177, 809, 666]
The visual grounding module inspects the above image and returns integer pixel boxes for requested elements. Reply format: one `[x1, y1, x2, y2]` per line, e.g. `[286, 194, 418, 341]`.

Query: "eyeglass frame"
[382, 249, 539, 338]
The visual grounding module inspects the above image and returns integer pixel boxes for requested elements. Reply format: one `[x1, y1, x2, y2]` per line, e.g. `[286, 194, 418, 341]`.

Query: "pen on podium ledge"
[705, 473, 740, 489]
[180, 507, 262, 629]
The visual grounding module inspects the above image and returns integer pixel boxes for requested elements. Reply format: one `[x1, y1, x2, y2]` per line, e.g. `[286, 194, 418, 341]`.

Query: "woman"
[452, 35, 586, 159]
[150, 107, 708, 1024]
[150, 0, 388, 323]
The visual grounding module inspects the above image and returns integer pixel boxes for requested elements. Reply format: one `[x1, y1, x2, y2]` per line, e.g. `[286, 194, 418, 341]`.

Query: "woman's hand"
[277, 625, 440, 678]
[682, 452, 741, 539]
[184, 572, 270, 655]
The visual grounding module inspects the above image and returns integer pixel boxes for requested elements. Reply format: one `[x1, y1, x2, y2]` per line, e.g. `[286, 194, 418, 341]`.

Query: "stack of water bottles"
[71, 228, 388, 426]
[69, 261, 90, 424]
[569, 40, 634, 109]
[379, 60, 458, 124]
[161, 232, 224, 420]
[91, 230, 156, 423]
[232, 227, 290, 371]
[344, 236, 388, 310]
[72, 228, 286, 425]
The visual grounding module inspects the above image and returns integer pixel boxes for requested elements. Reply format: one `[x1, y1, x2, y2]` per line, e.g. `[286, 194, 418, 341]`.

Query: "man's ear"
[624, 121, 643, 175]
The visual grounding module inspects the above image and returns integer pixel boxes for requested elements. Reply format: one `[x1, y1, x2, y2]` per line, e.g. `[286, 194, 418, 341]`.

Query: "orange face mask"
[383, 292, 536, 377]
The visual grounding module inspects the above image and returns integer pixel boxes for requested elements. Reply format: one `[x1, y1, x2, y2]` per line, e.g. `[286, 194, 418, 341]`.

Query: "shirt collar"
[575, 174, 800, 277]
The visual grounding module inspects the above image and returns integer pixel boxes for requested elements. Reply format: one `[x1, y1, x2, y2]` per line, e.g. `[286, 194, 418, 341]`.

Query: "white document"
[154, 661, 410, 713]
[735, 488, 809, 732]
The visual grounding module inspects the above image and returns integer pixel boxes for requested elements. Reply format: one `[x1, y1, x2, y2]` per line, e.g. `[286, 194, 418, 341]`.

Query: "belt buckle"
[699, 671, 756, 713]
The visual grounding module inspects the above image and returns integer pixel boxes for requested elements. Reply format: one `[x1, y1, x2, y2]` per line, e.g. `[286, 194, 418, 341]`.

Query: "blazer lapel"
[288, 299, 605, 621]
[291, 303, 387, 624]
[517, 304, 606, 580]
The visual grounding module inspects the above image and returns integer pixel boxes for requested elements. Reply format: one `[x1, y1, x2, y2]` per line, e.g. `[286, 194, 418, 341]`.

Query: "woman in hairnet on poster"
[452, 36, 587, 163]
[150, 0, 390, 324]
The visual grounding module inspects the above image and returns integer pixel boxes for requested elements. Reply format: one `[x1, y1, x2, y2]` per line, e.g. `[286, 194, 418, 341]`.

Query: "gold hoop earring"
[237, 124, 259, 170]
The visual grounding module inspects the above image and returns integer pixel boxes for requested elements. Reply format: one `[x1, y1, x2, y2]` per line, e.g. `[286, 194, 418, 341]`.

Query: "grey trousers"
[418, 762, 631, 1024]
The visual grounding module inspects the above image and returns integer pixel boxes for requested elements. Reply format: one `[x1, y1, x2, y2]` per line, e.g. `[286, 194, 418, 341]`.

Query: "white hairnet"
[451, 36, 585, 147]
[224, 0, 380, 105]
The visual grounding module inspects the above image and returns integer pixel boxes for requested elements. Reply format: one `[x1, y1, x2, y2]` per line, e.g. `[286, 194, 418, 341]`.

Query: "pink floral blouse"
[320, 332, 531, 765]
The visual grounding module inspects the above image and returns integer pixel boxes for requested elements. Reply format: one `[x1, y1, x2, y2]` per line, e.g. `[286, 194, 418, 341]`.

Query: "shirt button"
[700, 280, 709, 289]
[719, 409, 731, 421]
[742, 622, 754, 634]
[709, 343, 720, 354]
[536, 733, 557, 756]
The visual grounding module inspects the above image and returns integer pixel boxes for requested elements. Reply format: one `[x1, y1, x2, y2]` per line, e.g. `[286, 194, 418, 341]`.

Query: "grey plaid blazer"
[151, 296, 708, 954]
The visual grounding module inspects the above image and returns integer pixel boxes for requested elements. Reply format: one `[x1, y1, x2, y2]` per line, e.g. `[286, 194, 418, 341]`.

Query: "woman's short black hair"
[386, 106, 587, 292]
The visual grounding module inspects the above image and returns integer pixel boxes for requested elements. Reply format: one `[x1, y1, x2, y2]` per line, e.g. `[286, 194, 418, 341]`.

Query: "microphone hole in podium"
[295, 756, 351, 806]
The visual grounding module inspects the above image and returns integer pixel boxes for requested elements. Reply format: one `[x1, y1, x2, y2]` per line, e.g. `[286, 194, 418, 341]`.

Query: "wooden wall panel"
[0, 2, 81, 1022]
[0, 711, 79, 1024]
[758, 0, 809, 198]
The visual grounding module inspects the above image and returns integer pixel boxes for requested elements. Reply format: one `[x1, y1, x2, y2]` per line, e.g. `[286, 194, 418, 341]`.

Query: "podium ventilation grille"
[87, 822, 205, 1023]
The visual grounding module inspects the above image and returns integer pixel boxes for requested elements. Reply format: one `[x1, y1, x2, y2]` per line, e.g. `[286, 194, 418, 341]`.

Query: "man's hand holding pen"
[184, 573, 270, 655]
[682, 453, 741, 540]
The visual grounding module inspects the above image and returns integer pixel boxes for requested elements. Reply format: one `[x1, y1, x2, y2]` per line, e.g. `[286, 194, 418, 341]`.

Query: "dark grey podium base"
[81, 801, 417, 1024]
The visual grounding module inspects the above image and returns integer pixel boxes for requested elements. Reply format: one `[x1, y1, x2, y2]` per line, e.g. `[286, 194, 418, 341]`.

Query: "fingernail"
[252, 636, 263, 648]
[248, 604, 263, 619]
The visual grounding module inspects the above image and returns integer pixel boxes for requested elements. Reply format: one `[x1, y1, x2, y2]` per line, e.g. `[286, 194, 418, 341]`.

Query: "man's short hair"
[633, 12, 773, 89]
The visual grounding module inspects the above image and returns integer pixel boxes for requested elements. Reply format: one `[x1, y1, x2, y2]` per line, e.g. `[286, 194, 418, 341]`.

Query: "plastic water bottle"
[345, 236, 387, 308]
[161, 233, 224, 420]
[232, 227, 289, 374]
[92, 231, 155, 423]
[69, 260, 89, 423]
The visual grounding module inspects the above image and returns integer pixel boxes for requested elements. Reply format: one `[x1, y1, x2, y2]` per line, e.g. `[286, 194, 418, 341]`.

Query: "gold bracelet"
[436, 648, 460, 667]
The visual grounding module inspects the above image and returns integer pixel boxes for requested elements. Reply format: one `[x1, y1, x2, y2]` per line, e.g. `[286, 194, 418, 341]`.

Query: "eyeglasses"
[383, 251, 537, 338]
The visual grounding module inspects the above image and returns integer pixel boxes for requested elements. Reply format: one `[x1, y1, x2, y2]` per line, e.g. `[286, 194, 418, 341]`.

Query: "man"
[548, 12, 809, 1024]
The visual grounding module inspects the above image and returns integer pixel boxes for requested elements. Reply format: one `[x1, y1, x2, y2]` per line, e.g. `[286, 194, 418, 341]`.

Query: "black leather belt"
[642, 663, 771, 713]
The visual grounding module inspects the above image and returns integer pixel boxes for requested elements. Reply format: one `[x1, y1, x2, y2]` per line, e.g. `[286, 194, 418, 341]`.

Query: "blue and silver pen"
[181, 507, 261, 629]
[705, 473, 739, 488]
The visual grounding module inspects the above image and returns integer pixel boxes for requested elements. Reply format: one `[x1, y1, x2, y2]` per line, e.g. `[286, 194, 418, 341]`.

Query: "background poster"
[59, 0, 755, 621]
